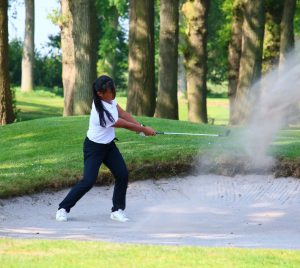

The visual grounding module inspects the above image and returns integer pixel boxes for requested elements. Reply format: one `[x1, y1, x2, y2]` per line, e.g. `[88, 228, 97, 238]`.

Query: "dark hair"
[92, 75, 116, 127]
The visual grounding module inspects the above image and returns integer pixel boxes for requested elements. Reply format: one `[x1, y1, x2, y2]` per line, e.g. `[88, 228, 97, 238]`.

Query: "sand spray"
[196, 49, 300, 175]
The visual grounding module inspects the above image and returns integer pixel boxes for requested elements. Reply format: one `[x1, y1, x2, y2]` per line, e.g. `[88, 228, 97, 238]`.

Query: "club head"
[219, 130, 231, 137]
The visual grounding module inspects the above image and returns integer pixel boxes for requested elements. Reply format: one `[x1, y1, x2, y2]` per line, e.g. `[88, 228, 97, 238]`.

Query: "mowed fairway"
[1, 238, 300, 268]
[16, 90, 229, 124]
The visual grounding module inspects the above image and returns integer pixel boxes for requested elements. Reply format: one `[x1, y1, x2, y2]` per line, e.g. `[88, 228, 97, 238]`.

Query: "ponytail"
[92, 76, 116, 127]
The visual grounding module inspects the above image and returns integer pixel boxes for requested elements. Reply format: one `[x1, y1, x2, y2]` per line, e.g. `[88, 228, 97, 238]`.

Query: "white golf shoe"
[110, 209, 129, 222]
[56, 208, 68, 221]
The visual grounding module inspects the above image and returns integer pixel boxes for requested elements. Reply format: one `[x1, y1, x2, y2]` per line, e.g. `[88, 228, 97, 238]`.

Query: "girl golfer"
[56, 75, 156, 222]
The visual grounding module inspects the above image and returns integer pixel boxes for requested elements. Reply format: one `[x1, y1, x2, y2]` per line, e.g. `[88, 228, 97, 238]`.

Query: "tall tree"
[0, 0, 15, 125]
[95, 0, 129, 90]
[233, 0, 265, 124]
[73, 0, 97, 115]
[60, 0, 97, 116]
[60, 0, 75, 116]
[182, 0, 209, 123]
[21, 0, 34, 93]
[279, 0, 296, 66]
[262, 0, 283, 73]
[155, 0, 179, 119]
[126, 0, 155, 116]
[228, 0, 243, 125]
[97, 3, 119, 78]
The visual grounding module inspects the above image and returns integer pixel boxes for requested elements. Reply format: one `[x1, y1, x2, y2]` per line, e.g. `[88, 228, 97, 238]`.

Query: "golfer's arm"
[117, 104, 140, 126]
[114, 118, 145, 133]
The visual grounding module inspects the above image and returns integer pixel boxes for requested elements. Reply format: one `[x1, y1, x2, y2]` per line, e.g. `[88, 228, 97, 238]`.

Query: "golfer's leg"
[103, 143, 128, 212]
[59, 139, 104, 212]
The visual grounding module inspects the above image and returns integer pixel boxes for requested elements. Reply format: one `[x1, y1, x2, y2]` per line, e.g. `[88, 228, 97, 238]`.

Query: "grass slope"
[0, 238, 300, 267]
[1, 89, 299, 198]
[0, 115, 228, 198]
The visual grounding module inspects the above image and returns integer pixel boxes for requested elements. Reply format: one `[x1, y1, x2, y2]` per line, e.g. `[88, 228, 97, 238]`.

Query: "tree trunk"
[234, 0, 265, 124]
[0, 0, 15, 125]
[262, 0, 282, 73]
[61, 0, 75, 116]
[177, 53, 187, 99]
[228, 0, 243, 125]
[21, 0, 34, 93]
[182, 0, 209, 123]
[279, 0, 296, 66]
[60, 0, 96, 116]
[72, 0, 95, 115]
[178, 9, 187, 99]
[155, 0, 179, 119]
[127, 0, 155, 116]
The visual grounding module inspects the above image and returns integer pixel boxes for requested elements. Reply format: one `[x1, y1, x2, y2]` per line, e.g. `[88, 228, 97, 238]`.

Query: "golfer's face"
[98, 89, 115, 103]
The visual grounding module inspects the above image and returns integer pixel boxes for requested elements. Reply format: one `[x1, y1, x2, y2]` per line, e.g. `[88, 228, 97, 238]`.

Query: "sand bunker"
[1, 174, 300, 249]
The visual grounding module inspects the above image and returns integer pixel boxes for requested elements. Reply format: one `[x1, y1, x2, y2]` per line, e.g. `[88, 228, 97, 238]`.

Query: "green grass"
[0, 238, 300, 268]
[16, 89, 64, 121]
[0, 114, 228, 198]
[16, 88, 229, 125]
[1, 89, 299, 198]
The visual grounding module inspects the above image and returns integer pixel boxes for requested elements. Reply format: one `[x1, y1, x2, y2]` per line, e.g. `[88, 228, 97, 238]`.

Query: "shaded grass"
[16, 89, 229, 125]
[0, 115, 229, 198]
[0, 238, 299, 268]
[1, 114, 300, 198]
[16, 90, 64, 121]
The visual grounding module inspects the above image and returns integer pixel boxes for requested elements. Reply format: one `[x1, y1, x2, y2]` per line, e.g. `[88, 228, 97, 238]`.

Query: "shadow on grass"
[17, 101, 63, 121]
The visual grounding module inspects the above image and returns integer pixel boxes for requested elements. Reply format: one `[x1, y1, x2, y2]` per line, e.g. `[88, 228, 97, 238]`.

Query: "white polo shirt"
[87, 100, 119, 144]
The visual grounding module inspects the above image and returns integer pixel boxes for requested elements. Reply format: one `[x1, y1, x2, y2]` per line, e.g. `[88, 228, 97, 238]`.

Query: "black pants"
[59, 137, 128, 213]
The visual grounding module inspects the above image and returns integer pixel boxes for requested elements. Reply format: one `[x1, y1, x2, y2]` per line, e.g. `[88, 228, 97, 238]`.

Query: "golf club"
[155, 129, 231, 137]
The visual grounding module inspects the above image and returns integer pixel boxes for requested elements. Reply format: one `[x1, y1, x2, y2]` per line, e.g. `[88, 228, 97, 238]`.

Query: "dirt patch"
[196, 156, 300, 178]
[273, 158, 300, 178]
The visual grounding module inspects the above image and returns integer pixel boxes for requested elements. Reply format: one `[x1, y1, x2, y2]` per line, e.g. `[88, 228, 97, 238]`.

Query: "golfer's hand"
[142, 126, 156, 136]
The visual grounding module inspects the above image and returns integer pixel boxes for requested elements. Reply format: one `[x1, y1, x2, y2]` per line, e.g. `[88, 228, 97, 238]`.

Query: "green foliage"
[108, 0, 128, 16]
[207, 0, 232, 84]
[180, 0, 232, 84]
[95, 0, 128, 91]
[10, 87, 20, 122]
[46, 34, 61, 54]
[34, 51, 62, 89]
[8, 38, 62, 90]
[46, 5, 60, 23]
[294, 0, 300, 36]
[8, 38, 22, 86]
[154, 0, 160, 93]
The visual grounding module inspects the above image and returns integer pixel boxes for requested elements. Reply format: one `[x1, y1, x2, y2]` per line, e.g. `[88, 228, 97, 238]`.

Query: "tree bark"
[155, 0, 179, 119]
[60, 0, 96, 116]
[127, 0, 155, 116]
[182, 0, 209, 123]
[72, 0, 95, 115]
[61, 0, 75, 116]
[21, 0, 35, 93]
[234, 0, 265, 124]
[279, 0, 296, 66]
[0, 0, 15, 125]
[262, 0, 282, 73]
[228, 0, 243, 125]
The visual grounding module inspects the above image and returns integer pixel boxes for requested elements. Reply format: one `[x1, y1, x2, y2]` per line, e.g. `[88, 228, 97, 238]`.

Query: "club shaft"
[156, 132, 220, 137]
